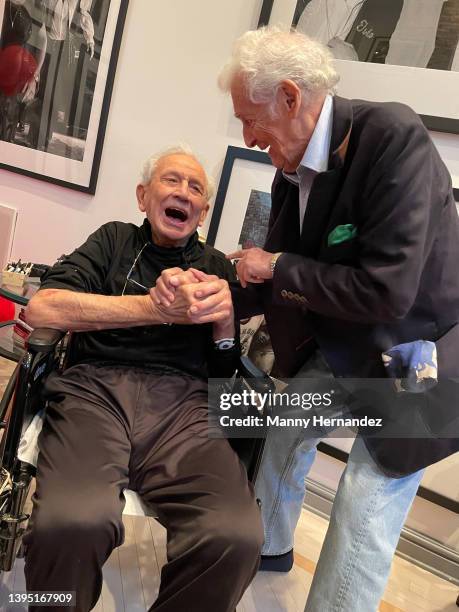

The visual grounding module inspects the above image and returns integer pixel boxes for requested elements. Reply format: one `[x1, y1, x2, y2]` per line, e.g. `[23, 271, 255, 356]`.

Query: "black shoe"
[259, 549, 294, 572]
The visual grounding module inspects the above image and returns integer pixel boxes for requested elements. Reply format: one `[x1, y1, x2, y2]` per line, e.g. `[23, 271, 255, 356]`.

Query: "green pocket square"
[327, 224, 357, 246]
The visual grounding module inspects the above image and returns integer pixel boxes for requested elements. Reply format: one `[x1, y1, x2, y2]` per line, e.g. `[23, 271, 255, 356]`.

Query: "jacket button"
[287, 291, 293, 299]
[281, 289, 287, 298]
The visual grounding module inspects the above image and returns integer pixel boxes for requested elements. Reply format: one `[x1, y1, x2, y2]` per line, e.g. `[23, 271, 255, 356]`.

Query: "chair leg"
[16, 541, 27, 559]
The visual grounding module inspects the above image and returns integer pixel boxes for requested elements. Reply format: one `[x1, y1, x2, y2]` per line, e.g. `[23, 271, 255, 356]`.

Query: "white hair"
[218, 26, 339, 111]
[140, 144, 215, 200]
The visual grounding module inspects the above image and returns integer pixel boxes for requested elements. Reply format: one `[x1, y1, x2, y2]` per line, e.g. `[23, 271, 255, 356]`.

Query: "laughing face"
[230, 75, 313, 172]
[136, 154, 210, 247]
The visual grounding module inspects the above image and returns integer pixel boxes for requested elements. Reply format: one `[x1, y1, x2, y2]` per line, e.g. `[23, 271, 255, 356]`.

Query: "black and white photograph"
[260, 0, 459, 131]
[291, 0, 459, 70]
[0, 0, 128, 192]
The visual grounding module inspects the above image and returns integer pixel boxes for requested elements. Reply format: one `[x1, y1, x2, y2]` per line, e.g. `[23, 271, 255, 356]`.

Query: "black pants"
[24, 364, 263, 612]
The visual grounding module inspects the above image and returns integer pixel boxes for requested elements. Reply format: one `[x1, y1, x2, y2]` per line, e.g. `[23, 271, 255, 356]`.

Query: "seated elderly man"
[24, 146, 263, 612]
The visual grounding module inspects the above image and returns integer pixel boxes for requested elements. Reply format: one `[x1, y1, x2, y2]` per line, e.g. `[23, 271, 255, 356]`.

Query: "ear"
[279, 80, 302, 116]
[198, 203, 210, 226]
[136, 184, 146, 212]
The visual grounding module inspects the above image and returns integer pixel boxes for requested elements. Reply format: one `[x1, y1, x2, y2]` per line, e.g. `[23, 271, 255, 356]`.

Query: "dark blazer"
[232, 96, 459, 477]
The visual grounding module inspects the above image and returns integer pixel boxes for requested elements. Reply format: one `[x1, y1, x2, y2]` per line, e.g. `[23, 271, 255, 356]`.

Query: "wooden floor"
[0, 511, 457, 612]
[0, 357, 457, 611]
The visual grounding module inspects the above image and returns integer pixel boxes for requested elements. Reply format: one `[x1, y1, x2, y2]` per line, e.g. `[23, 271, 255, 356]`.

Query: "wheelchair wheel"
[0, 462, 33, 572]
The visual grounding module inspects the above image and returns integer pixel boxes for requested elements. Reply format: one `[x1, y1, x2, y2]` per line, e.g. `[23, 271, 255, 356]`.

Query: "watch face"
[215, 339, 235, 350]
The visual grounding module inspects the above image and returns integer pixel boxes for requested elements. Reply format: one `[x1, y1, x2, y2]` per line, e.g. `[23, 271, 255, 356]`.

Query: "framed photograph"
[208, 147, 458, 247]
[258, 0, 459, 135]
[0, 0, 129, 194]
[207, 146, 276, 252]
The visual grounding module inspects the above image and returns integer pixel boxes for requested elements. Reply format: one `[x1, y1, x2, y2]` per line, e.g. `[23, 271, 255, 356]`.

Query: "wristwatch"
[270, 252, 283, 275]
[214, 337, 236, 351]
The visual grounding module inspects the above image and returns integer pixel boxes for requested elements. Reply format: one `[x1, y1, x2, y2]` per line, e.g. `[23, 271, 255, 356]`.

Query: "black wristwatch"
[214, 338, 236, 351]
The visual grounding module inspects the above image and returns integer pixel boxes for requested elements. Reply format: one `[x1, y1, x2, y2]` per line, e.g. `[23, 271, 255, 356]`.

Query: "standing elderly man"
[24, 146, 263, 612]
[217, 26, 459, 611]
[155, 26, 459, 612]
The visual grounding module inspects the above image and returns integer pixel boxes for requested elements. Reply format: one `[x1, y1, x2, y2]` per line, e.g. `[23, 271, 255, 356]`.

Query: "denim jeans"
[255, 353, 424, 611]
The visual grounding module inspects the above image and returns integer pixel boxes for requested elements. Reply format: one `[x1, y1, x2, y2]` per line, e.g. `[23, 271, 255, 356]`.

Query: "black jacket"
[232, 96, 459, 476]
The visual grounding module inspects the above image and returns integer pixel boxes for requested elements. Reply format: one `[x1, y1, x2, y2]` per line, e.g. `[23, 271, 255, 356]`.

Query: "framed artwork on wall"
[257, 0, 459, 135]
[0, 0, 129, 194]
[208, 147, 458, 247]
[207, 146, 276, 252]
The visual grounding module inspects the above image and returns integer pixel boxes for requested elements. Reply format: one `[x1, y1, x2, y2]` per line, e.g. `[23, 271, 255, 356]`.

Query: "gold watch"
[270, 252, 283, 275]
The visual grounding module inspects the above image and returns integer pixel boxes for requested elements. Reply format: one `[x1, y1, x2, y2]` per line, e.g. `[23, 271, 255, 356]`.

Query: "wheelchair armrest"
[238, 355, 276, 393]
[27, 328, 66, 354]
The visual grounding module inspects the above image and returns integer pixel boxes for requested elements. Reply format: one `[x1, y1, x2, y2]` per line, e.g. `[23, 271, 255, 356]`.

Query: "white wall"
[1, 0, 458, 262]
[1, 0, 263, 264]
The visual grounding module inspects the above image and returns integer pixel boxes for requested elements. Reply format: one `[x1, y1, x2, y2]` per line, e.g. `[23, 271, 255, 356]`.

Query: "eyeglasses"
[121, 242, 149, 295]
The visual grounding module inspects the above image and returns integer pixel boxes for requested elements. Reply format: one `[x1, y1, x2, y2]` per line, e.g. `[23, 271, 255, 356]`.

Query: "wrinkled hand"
[150, 267, 204, 307]
[226, 247, 273, 288]
[152, 282, 200, 325]
[188, 277, 235, 337]
[150, 267, 234, 334]
[152, 278, 234, 329]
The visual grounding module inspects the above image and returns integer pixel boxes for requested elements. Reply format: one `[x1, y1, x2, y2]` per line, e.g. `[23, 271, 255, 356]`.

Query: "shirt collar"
[283, 94, 333, 183]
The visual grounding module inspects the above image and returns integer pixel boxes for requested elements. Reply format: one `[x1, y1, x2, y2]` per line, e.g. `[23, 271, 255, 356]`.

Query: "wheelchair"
[0, 327, 274, 574]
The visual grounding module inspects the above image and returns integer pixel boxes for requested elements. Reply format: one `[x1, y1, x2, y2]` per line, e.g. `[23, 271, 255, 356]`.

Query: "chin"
[166, 226, 193, 245]
[268, 152, 286, 169]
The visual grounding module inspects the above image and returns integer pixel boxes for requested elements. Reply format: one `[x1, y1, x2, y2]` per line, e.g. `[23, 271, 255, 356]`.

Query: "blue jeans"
[255, 354, 424, 611]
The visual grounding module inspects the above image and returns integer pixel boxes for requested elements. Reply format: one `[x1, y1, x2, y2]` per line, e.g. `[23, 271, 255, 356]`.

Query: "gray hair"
[218, 26, 339, 111]
[140, 144, 215, 200]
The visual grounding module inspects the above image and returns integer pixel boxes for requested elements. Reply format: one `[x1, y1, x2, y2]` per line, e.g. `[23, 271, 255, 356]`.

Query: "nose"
[175, 179, 191, 200]
[243, 124, 256, 148]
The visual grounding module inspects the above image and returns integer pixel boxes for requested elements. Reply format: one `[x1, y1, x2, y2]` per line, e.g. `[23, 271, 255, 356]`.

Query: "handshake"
[148, 247, 275, 336]
[149, 267, 235, 338]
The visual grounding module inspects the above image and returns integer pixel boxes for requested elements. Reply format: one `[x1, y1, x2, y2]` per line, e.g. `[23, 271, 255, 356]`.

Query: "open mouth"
[165, 207, 188, 224]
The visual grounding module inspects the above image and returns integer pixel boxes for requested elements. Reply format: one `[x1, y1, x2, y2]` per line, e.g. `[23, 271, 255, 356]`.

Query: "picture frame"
[0, 0, 129, 194]
[208, 147, 458, 244]
[207, 146, 275, 251]
[257, 0, 459, 135]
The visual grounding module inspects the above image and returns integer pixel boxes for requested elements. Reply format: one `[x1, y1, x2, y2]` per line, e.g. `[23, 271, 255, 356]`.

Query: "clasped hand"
[150, 268, 234, 333]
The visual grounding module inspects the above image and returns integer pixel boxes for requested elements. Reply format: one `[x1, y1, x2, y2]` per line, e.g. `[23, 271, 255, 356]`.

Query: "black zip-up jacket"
[40, 219, 239, 379]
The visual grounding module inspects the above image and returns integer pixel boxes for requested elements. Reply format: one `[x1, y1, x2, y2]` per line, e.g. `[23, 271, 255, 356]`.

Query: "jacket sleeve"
[39, 223, 118, 294]
[230, 281, 267, 321]
[272, 114, 449, 323]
